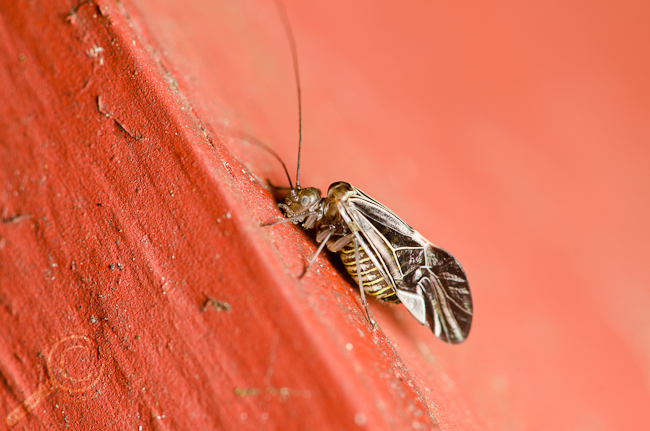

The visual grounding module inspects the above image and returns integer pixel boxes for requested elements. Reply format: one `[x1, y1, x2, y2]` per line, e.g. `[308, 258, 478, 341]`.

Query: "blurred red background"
[1, 0, 649, 429]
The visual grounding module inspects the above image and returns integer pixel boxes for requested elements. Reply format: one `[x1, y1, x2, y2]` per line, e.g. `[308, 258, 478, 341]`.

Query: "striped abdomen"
[338, 243, 400, 304]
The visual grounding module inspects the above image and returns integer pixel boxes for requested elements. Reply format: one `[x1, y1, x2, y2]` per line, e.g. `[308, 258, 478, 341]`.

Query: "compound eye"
[300, 195, 309, 206]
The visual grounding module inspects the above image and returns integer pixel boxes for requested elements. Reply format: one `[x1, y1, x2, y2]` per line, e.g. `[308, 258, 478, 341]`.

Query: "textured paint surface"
[1, 0, 650, 430]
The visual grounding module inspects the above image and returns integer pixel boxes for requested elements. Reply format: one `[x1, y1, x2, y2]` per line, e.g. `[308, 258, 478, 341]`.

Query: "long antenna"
[274, 0, 303, 189]
[225, 127, 293, 189]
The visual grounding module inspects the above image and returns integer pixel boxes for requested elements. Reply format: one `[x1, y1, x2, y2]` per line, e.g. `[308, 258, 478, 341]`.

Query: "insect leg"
[326, 233, 353, 252]
[299, 228, 333, 278]
[262, 211, 318, 227]
[353, 235, 374, 328]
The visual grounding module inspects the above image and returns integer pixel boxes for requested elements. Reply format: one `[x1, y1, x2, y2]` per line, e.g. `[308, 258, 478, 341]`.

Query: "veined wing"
[336, 188, 417, 286]
[339, 187, 473, 343]
[418, 240, 472, 343]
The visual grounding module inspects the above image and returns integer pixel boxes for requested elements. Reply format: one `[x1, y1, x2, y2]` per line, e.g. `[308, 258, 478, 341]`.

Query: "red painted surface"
[1, 0, 649, 430]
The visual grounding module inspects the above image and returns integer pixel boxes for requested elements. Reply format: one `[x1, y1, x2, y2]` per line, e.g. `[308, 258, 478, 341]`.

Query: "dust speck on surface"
[202, 298, 231, 313]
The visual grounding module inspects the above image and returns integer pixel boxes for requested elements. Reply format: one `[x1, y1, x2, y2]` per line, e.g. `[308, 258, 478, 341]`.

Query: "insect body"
[278, 181, 473, 343]
[266, 0, 473, 343]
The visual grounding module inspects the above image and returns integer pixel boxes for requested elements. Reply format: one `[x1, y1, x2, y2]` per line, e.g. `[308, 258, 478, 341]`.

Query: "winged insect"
[262, 1, 472, 343]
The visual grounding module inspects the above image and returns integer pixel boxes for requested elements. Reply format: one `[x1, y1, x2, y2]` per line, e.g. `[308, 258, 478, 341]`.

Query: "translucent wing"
[418, 244, 472, 343]
[339, 186, 473, 343]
